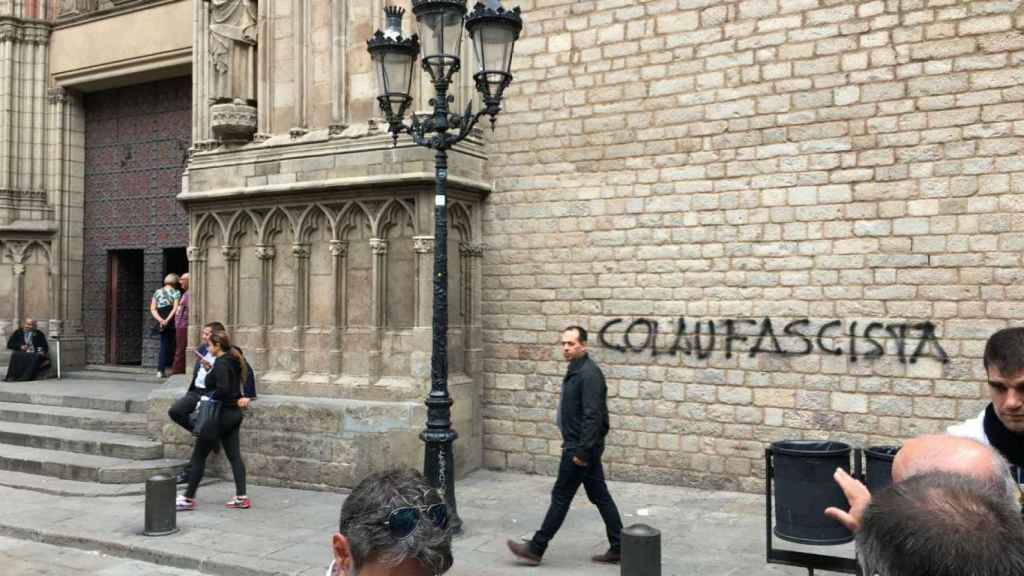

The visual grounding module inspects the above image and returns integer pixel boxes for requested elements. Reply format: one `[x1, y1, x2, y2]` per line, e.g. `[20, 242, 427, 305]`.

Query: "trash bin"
[770, 440, 854, 545]
[864, 445, 900, 494]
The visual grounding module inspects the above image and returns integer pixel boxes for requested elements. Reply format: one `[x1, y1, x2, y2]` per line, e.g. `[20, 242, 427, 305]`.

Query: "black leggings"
[185, 408, 246, 499]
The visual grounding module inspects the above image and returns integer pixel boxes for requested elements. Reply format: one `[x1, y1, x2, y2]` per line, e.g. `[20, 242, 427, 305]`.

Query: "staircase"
[0, 366, 187, 488]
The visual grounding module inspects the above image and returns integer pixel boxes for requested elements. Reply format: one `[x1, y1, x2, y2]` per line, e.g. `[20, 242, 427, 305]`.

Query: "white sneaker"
[156, 370, 164, 378]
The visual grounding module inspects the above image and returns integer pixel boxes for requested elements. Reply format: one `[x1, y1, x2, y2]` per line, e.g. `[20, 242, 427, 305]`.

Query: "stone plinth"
[211, 101, 257, 142]
[147, 374, 481, 490]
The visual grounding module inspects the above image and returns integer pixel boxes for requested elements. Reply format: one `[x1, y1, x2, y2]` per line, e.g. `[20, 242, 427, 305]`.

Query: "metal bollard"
[621, 523, 660, 576]
[143, 474, 179, 536]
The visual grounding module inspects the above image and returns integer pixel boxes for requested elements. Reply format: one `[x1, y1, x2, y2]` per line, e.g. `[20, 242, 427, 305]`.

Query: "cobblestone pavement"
[0, 536, 211, 575]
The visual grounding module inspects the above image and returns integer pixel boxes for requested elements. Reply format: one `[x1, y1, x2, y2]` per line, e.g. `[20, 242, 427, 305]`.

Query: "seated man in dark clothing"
[5, 318, 49, 382]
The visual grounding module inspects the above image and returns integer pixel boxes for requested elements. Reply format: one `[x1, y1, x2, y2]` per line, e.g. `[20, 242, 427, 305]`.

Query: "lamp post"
[367, 0, 522, 534]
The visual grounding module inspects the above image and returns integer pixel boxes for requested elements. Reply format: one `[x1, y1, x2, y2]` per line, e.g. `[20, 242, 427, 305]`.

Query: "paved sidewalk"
[0, 469, 849, 576]
[0, 536, 209, 576]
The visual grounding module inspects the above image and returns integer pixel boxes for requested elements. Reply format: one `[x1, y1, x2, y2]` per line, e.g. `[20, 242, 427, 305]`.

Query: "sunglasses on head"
[383, 503, 448, 539]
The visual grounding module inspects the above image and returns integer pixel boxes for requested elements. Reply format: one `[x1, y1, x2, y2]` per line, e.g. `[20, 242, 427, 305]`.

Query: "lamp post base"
[422, 427, 463, 535]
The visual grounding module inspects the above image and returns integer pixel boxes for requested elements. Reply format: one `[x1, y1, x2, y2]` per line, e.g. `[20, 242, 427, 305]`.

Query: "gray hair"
[857, 471, 1024, 576]
[338, 468, 452, 575]
[988, 449, 1021, 507]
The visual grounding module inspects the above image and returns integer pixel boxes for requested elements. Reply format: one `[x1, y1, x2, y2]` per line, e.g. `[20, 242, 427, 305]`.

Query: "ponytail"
[209, 329, 250, 396]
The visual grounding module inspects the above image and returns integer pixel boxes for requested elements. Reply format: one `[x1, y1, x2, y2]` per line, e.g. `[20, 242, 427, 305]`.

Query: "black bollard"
[143, 474, 179, 536]
[621, 523, 660, 576]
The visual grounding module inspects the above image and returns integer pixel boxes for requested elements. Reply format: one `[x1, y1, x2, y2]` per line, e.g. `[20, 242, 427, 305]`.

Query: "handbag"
[191, 396, 222, 441]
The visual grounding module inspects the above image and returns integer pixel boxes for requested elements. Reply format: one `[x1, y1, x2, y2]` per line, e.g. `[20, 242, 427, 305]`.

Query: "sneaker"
[225, 496, 251, 509]
[156, 370, 164, 378]
[175, 495, 196, 511]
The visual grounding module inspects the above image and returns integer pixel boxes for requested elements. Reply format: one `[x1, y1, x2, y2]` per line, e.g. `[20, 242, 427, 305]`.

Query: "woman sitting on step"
[176, 329, 252, 511]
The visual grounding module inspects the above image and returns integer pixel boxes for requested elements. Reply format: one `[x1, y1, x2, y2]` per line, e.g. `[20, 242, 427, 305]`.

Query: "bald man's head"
[892, 435, 1005, 484]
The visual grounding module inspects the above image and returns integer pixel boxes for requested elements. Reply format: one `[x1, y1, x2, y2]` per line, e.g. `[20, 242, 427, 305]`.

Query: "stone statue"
[209, 0, 257, 105]
[207, 0, 258, 141]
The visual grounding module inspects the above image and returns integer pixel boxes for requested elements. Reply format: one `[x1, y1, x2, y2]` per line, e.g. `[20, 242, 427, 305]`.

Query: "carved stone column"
[221, 246, 240, 327]
[460, 242, 484, 377]
[11, 263, 25, 326]
[328, 0, 348, 135]
[291, 243, 310, 377]
[7, 241, 27, 326]
[368, 238, 387, 383]
[411, 235, 434, 381]
[254, 245, 275, 372]
[328, 240, 348, 377]
[186, 245, 207, 352]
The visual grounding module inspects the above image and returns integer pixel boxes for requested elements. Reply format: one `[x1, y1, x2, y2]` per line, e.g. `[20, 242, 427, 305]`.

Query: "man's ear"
[332, 533, 352, 573]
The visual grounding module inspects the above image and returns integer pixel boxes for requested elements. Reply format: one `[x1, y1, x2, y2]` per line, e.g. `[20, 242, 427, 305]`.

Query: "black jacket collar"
[567, 353, 589, 373]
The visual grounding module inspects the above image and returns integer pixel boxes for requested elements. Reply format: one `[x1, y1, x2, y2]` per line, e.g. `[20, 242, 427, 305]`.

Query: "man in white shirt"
[947, 327, 1024, 486]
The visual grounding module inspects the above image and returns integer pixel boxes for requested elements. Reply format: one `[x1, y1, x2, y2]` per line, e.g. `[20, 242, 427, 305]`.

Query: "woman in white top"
[150, 273, 181, 378]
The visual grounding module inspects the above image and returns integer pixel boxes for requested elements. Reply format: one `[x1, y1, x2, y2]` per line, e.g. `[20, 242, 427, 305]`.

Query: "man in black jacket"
[4, 318, 49, 381]
[508, 325, 623, 565]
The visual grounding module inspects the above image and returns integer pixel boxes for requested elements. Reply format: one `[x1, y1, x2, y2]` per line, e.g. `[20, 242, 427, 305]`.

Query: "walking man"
[508, 325, 623, 565]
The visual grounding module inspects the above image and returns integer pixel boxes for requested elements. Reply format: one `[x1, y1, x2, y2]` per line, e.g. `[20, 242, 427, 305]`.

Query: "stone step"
[0, 470, 220, 497]
[0, 387, 145, 414]
[78, 364, 157, 383]
[0, 402, 148, 435]
[0, 443, 186, 483]
[0, 421, 164, 460]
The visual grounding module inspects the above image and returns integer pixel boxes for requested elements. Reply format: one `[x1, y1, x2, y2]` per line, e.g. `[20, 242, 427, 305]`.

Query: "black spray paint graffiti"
[598, 318, 950, 364]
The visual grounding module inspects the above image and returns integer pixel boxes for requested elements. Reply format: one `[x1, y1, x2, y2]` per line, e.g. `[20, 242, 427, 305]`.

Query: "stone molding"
[0, 20, 52, 45]
[179, 172, 493, 203]
[369, 238, 388, 255]
[292, 243, 311, 258]
[47, 87, 68, 104]
[413, 236, 434, 254]
[255, 245, 276, 260]
[186, 246, 206, 262]
[329, 240, 348, 257]
[459, 242, 484, 257]
[221, 245, 240, 261]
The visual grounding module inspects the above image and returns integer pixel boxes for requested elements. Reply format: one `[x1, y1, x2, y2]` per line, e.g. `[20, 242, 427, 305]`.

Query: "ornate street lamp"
[367, 0, 522, 534]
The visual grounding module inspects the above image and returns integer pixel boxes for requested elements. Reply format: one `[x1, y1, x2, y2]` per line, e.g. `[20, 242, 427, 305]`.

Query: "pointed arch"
[338, 202, 373, 242]
[227, 210, 261, 246]
[193, 212, 225, 246]
[375, 198, 416, 239]
[24, 240, 51, 264]
[260, 207, 295, 245]
[448, 201, 472, 245]
[297, 203, 335, 244]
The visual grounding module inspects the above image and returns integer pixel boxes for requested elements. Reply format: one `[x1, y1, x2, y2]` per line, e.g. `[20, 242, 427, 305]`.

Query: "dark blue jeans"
[156, 306, 175, 372]
[531, 446, 622, 555]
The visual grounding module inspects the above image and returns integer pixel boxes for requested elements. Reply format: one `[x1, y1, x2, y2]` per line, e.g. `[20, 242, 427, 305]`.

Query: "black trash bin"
[770, 440, 854, 545]
[864, 445, 900, 494]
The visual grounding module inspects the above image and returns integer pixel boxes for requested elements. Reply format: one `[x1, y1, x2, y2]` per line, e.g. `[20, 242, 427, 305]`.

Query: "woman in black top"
[176, 329, 252, 511]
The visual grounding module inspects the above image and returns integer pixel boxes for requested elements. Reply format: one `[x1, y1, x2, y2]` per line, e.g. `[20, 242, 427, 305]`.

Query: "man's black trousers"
[531, 446, 623, 555]
[168, 390, 203, 432]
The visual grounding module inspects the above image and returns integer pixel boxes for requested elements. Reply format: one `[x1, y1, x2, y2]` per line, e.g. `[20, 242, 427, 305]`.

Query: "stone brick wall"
[481, 0, 1024, 492]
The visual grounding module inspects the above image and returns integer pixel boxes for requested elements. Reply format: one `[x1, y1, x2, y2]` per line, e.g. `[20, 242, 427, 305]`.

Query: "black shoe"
[507, 540, 542, 566]
[175, 470, 189, 484]
[591, 549, 621, 564]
